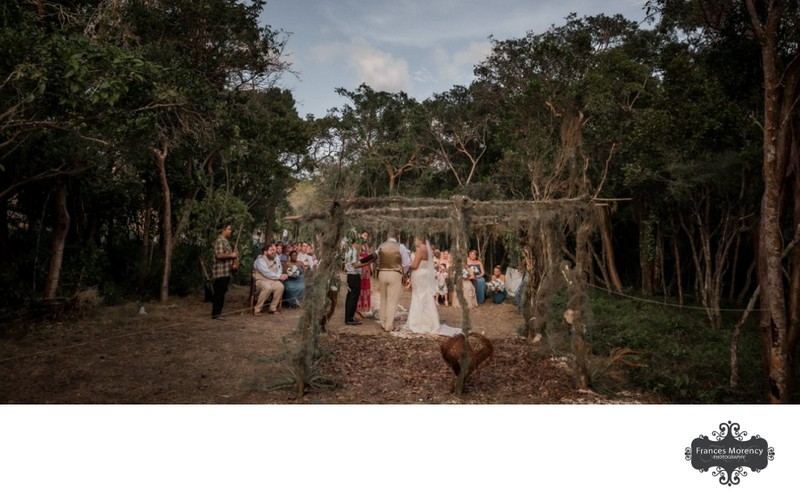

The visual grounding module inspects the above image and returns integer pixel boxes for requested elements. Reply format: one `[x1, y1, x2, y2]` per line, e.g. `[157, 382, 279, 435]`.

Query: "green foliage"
[587, 291, 764, 403]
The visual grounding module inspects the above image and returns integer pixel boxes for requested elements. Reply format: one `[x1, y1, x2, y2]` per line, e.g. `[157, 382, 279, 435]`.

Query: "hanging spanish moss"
[288, 200, 346, 398]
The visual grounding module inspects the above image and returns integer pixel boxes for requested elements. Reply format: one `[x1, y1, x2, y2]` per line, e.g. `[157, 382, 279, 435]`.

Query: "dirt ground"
[0, 275, 656, 404]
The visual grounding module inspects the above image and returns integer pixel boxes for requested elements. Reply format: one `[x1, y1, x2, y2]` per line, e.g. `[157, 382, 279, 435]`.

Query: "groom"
[375, 231, 410, 332]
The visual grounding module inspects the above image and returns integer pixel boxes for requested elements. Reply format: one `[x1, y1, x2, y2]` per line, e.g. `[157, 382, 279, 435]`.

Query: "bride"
[404, 237, 460, 336]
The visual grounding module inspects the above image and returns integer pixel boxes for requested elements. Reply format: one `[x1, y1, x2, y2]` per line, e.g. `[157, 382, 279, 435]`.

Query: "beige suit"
[377, 239, 407, 331]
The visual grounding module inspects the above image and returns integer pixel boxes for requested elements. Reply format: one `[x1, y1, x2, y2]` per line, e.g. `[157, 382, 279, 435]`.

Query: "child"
[435, 263, 450, 306]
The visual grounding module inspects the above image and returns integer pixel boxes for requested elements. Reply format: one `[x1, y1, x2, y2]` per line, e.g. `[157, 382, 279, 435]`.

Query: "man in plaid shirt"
[211, 224, 238, 320]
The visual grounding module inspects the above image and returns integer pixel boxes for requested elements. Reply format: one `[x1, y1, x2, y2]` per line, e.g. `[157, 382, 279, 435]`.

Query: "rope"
[586, 282, 763, 313]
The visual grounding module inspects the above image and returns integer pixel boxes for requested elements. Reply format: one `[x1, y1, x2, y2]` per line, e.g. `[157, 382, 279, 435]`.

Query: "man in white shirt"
[344, 239, 367, 326]
[252, 244, 287, 315]
[297, 242, 314, 270]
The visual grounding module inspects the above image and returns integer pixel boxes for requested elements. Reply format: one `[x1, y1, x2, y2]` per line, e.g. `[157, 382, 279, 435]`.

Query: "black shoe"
[345, 321, 362, 326]
[213, 317, 226, 321]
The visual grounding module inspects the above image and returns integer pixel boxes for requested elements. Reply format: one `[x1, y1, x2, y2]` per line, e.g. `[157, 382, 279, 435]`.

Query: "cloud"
[435, 40, 493, 82]
[347, 45, 411, 92]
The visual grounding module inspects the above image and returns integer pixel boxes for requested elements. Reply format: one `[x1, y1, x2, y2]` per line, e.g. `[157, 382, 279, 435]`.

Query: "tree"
[473, 14, 654, 292]
[227, 88, 310, 240]
[1, 0, 150, 298]
[423, 85, 492, 188]
[111, 0, 292, 301]
[648, 0, 800, 403]
[333, 85, 426, 196]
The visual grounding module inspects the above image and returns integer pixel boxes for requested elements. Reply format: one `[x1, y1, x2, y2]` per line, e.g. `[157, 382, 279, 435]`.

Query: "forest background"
[1, 0, 798, 403]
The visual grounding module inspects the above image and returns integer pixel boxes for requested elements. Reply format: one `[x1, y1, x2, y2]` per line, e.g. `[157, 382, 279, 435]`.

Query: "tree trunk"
[672, 236, 683, 306]
[728, 230, 741, 301]
[42, 178, 69, 299]
[0, 198, 9, 264]
[452, 197, 473, 397]
[747, 0, 798, 403]
[681, 195, 740, 330]
[788, 182, 800, 374]
[569, 214, 593, 389]
[655, 226, 666, 298]
[590, 243, 612, 292]
[595, 204, 623, 293]
[638, 203, 655, 295]
[138, 178, 154, 294]
[154, 142, 172, 303]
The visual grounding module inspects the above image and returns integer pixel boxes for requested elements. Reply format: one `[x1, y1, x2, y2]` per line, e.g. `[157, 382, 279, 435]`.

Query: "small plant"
[269, 360, 338, 394]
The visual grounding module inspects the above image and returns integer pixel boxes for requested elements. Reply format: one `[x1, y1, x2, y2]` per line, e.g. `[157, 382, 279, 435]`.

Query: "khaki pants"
[254, 278, 284, 313]
[378, 270, 403, 331]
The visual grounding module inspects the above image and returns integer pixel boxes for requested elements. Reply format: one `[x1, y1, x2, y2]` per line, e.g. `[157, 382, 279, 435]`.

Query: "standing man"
[376, 231, 410, 332]
[212, 224, 238, 320]
[344, 238, 365, 326]
[253, 244, 287, 315]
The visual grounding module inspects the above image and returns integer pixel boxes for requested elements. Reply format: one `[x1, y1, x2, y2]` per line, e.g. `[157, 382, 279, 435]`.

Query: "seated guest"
[276, 242, 289, 268]
[282, 250, 306, 308]
[298, 242, 316, 271]
[253, 244, 287, 315]
[486, 265, 507, 304]
[306, 243, 318, 270]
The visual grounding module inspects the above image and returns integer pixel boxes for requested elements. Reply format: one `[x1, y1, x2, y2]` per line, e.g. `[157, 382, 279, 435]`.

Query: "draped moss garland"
[285, 195, 596, 395]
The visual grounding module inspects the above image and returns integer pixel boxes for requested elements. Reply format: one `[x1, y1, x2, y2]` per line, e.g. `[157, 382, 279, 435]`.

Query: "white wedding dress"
[404, 242, 461, 336]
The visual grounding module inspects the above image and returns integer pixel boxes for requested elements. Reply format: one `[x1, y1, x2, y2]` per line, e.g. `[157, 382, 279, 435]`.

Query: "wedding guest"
[252, 244, 287, 315]
[440, 249, 453, 297]
[211, 224, 238, 320]
[344, 238, 369, 326]
[435, 262, 450, 306]
[358, 230, 373, 317]
[276, 242, 289, 268]
[486, 265, 507, 304]
[467, 249, 487, 304]
[297, 242, 311, 269]
[282, 249, 306, 308]
[306, 243, 318, 270]
[452, 266, 478, 309]
[439, 249, 451, 268]
[432, 249, 442, 268]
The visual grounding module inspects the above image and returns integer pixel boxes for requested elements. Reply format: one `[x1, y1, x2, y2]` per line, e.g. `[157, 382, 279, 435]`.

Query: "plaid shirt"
[212, 236, 233, 279]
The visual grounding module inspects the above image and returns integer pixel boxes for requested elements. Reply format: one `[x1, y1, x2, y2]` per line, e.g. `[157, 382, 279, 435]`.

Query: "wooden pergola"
[282, 195, 600, 397]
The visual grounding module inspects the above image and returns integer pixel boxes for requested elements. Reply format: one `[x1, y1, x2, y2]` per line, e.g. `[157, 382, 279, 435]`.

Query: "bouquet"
[486, 279, 505, 292]
[461, 269, 470, 279]
[287, 265, 301, 278]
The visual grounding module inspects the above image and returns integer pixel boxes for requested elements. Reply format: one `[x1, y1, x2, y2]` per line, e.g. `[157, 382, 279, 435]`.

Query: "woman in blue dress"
[282, 250, 306, 307]
[486, 266, 507, 304]
[467, 250, 487, 304]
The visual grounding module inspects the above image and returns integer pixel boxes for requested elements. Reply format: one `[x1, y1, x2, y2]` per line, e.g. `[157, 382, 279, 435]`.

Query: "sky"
[260, 0, 652, 118]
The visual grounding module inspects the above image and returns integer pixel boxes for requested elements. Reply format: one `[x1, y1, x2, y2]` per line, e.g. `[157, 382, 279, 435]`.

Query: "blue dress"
[282, 263, 305, 307]
[468, 263, 486, 304]
[492, 290, 507, 304]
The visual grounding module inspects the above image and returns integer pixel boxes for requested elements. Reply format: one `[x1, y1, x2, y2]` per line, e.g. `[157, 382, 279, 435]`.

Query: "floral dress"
[358, 244, 372, 313]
